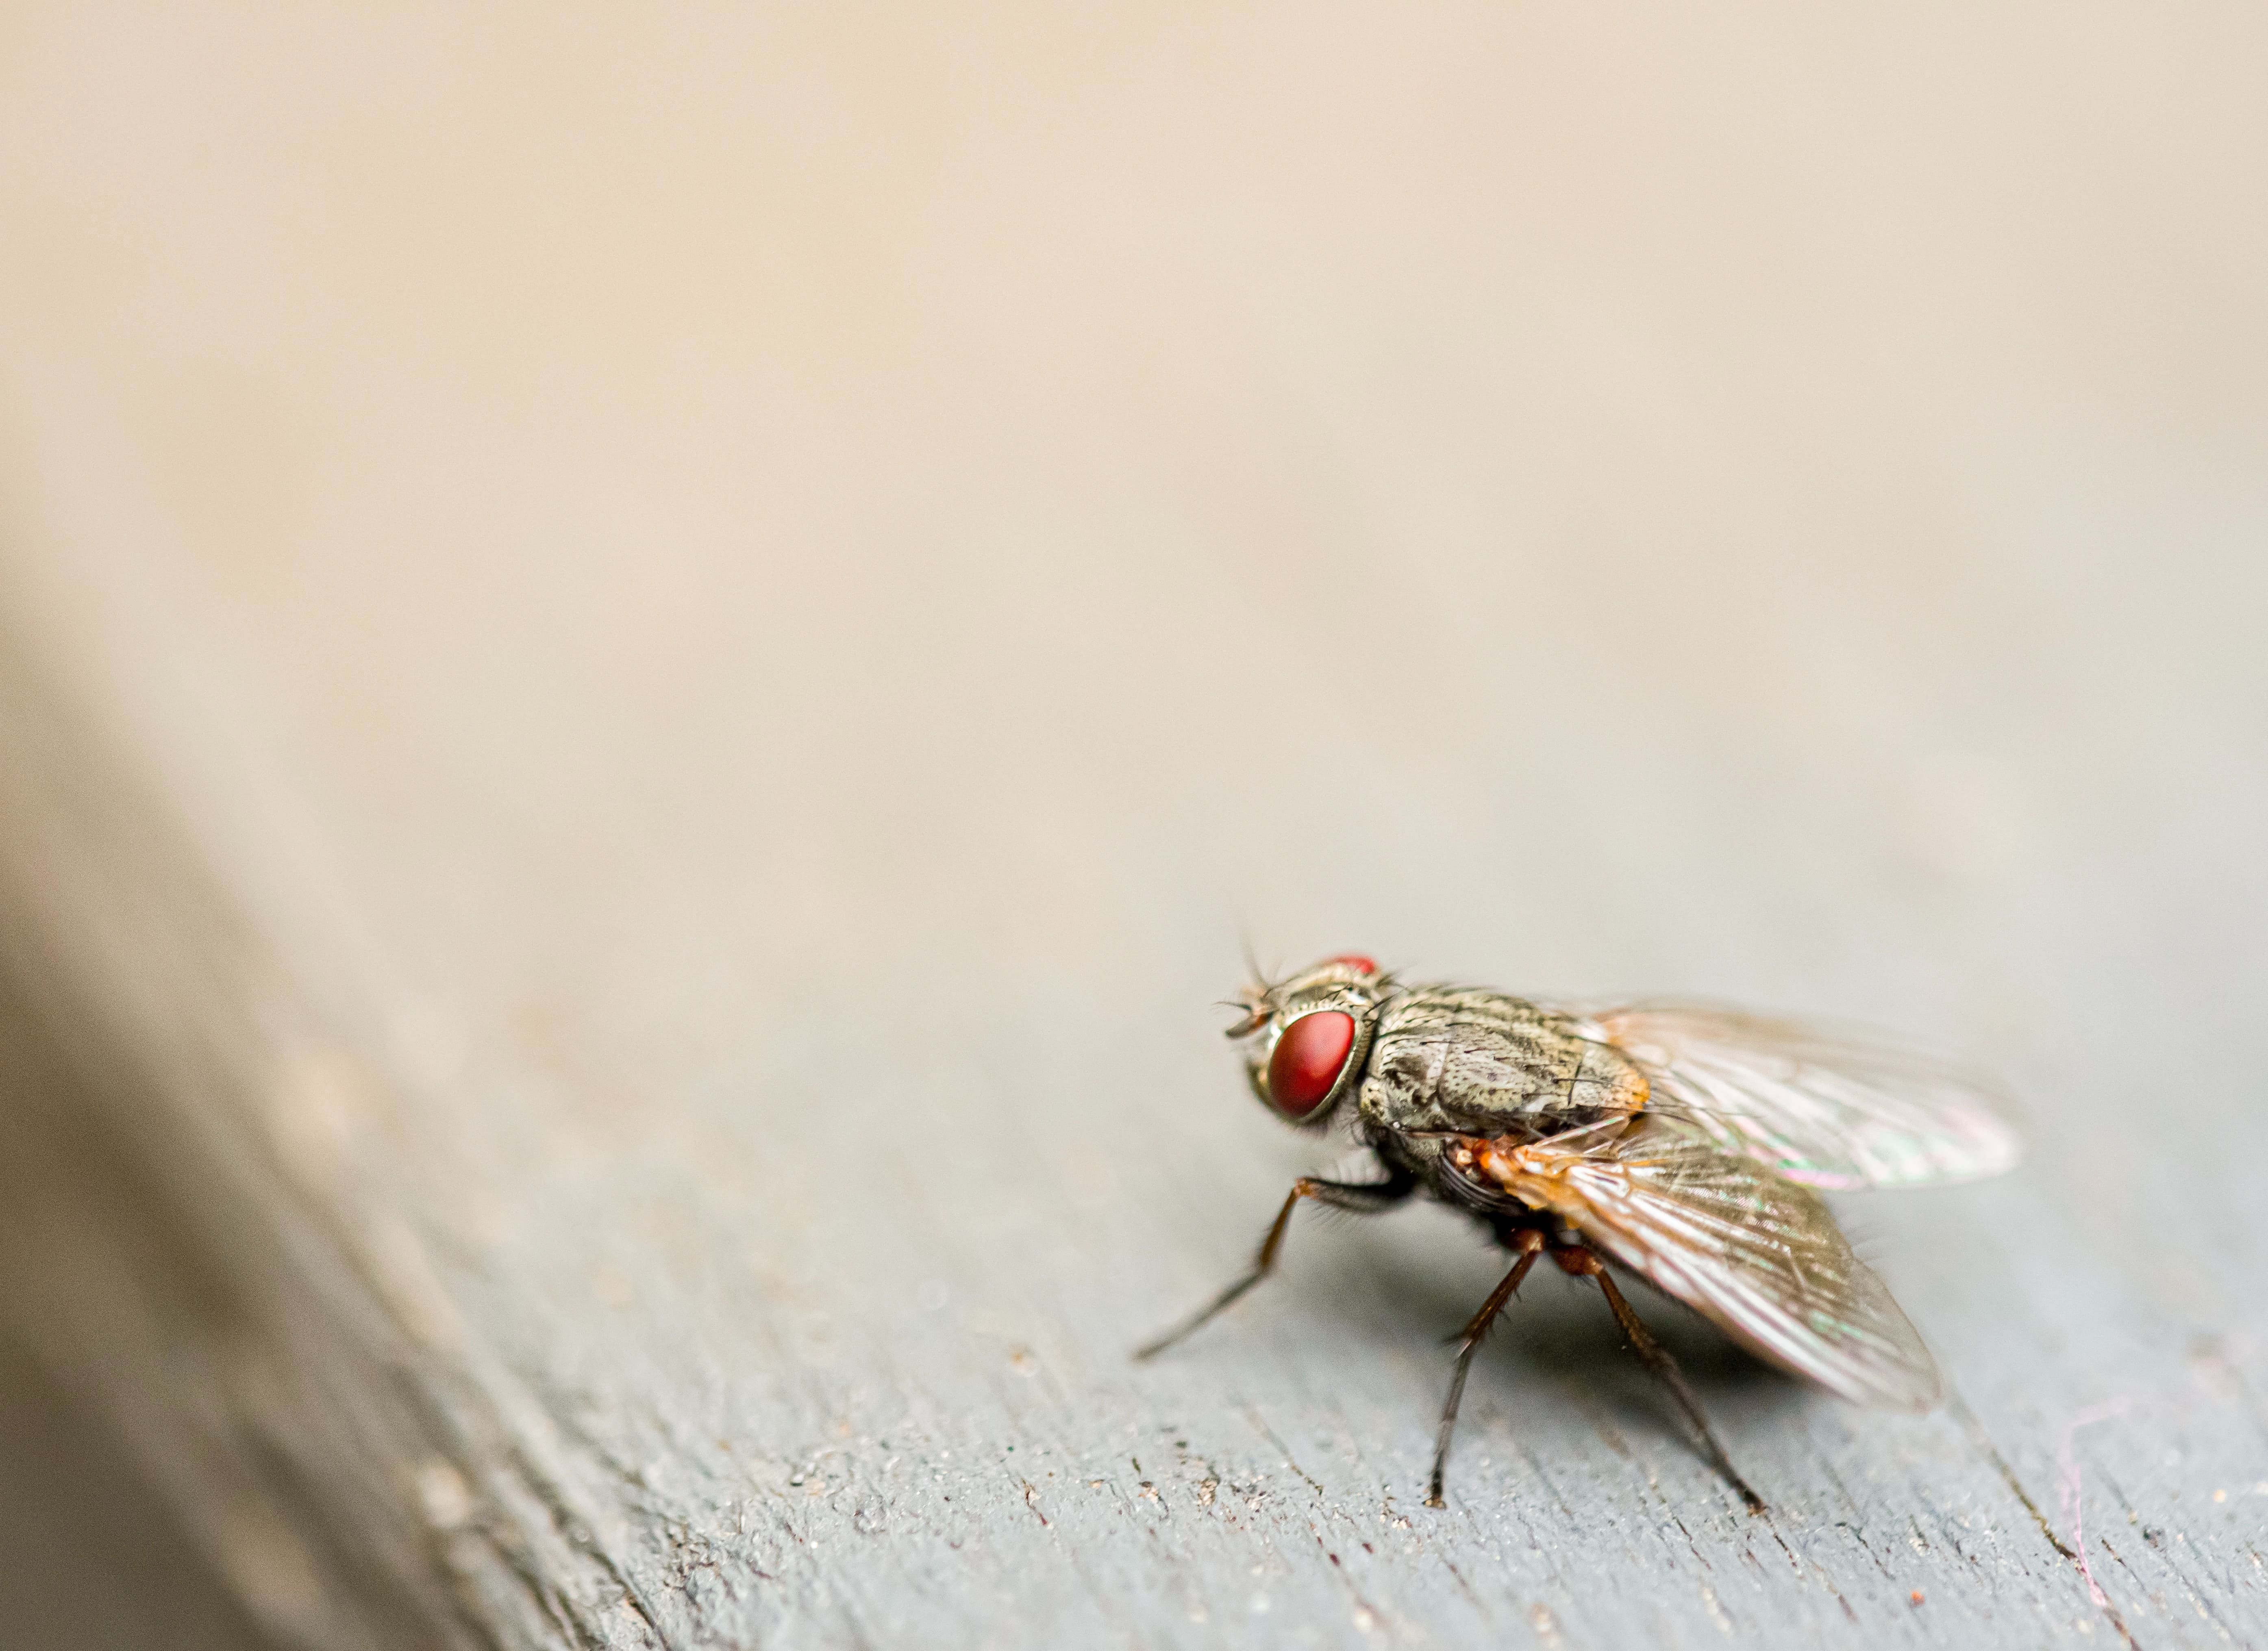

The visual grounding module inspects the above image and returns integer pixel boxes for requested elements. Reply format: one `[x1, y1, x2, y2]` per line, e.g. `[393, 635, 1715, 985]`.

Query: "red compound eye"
[1328, 953, 1378, 975]
[1268, 1011, 1357, 1117]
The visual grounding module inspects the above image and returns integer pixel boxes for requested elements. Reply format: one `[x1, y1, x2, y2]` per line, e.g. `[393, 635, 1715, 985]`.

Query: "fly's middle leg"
[1426, 1227, 1545, 1507]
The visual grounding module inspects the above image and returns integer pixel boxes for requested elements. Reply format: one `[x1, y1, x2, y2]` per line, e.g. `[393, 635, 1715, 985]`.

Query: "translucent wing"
[1473, 1117, 1942, 1410]
[1575, 1003, 2022, 1190]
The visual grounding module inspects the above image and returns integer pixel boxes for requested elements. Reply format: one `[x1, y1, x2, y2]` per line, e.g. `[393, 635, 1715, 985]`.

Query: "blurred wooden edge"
[0, 616, 653, 1651]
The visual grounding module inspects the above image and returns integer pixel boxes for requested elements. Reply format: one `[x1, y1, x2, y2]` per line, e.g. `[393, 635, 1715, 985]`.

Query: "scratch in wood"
[1759, 1523, 1818, 1590]
[1808, 1447, 1874, 1544]
[1950, 1395, 2077, 1559]
[1309, 1528, 1387, 1632]
[1439, 1557, 1485, 1614]
[484, 1525, 614, 1651]
[508, 1442, 667, 1642]
[1243, 1406, 1324, 1497]
[2111, 1516, 2247, 1651]
[1663, 1507, 1714, 1576]
[2058, 1399, 2131, 1608]
[2094, 1468, 2199, 1621]
[1513, 1445, 1581, 1527]
[1803, 1457, 1905, 1603]
[1949, 1395, 2146, 1651]
[1785, 1510, 1885, 1630]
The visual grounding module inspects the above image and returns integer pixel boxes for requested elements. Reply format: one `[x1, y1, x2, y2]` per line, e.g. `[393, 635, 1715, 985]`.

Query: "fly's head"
[1224, 953, 1387, 1129]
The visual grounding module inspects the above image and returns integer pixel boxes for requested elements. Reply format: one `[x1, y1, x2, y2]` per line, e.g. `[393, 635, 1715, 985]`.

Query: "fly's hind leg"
[1426, 1228, 1545, 1507]
[1560, 1246, 1768, 1513]
[1134, 1166, 1415, 1361]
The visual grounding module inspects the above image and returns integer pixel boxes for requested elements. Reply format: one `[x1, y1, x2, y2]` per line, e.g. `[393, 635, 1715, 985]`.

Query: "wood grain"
[1, 6, 2265, 1647]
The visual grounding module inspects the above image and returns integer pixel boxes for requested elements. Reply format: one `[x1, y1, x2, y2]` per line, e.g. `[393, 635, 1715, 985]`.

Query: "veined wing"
[1472, 1117, 1942, 1411]
[1575, 1003, 2021, 1190]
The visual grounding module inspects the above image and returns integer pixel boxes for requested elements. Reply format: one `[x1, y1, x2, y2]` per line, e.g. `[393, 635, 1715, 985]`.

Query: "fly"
[1136, 954, 2022, 1510]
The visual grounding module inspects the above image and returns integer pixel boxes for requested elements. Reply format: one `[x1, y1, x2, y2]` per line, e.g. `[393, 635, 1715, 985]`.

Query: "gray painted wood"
[0, 7, 2264, 1648]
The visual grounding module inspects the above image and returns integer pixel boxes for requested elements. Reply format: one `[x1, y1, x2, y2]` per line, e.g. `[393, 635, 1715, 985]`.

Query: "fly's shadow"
[1169, 1199, 1793, 1486]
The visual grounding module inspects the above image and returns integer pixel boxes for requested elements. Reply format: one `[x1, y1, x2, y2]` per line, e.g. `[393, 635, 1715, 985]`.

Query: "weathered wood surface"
[2, 6, 2266, 1648]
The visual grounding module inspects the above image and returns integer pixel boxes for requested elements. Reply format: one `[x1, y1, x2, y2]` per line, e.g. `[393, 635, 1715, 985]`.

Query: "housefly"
[1137, 955, 2021, 1510]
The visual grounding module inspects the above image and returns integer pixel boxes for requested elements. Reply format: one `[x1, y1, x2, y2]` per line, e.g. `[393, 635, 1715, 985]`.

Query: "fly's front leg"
[1560, 1246, 1768, 1513]
[1135, 1166, 1415, 1361]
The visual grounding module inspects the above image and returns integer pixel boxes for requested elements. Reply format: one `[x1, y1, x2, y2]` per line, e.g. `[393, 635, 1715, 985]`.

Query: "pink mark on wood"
[2057, 1401, 2130, 1607]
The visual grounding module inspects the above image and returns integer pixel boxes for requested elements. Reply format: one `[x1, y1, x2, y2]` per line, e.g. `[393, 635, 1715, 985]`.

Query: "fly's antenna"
[1218, 997, 1267, 1038]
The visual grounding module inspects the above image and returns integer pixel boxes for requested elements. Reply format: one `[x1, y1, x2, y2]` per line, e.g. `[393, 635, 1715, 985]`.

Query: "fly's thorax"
[1354, 986, 1649, 1145]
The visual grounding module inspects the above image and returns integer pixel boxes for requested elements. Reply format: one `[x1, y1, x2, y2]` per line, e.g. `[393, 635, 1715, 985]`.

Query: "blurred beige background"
[7, 2, 2263, 1028]
[1, 6, 2265, 1649]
